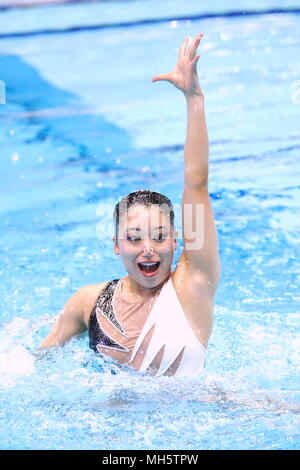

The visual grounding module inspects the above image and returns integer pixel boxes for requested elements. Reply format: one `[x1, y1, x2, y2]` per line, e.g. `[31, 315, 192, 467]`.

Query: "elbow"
[184, 168, 208, 189]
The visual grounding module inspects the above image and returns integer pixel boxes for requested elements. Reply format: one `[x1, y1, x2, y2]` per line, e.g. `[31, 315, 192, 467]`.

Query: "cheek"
[159, 240, 175, 257]
[118, 241, 139, 258]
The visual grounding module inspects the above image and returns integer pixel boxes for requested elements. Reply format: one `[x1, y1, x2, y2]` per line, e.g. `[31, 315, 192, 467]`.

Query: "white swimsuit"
[88, 275, 206, 377]
[129, 276, 206, 377]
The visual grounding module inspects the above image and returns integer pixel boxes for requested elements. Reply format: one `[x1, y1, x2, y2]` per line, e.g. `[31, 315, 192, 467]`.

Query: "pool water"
[0, 0, 299, 450]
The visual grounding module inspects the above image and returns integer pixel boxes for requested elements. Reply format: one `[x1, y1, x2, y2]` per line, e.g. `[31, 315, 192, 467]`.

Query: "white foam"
[0, 346, 35, 386]
[0, 318, 35, 386]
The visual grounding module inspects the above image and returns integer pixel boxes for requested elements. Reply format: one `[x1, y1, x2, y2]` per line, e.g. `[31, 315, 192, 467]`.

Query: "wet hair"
[113, 190, 175, 243]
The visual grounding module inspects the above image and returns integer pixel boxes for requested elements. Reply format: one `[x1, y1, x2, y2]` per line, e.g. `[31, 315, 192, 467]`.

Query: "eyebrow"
[127, 226, 169, 231]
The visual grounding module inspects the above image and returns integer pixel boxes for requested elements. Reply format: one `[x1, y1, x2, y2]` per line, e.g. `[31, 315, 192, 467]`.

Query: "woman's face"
[113, 204, 178, 288]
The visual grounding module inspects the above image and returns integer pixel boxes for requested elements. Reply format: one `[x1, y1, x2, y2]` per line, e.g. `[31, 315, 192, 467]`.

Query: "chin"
[138, 268, 171, 287]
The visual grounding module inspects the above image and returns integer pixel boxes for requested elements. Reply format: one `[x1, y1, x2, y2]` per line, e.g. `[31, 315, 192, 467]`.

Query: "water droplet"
[11, 152, 19, 162]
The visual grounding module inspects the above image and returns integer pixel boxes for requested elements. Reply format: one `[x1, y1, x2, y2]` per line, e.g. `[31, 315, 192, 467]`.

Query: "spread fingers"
[178, 37, 191, 60]
[188, 33, 203, 60]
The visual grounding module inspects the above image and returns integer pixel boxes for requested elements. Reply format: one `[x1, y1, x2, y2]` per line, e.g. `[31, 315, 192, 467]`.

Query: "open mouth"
[137, 261, 161, 277]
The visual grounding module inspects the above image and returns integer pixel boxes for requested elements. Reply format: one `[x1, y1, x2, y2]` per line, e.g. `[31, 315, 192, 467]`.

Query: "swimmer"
[39, 33, 221, 377]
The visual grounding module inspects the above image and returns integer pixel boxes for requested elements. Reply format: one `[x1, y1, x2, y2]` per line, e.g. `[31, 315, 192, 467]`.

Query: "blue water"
[0, 1, 299, 450]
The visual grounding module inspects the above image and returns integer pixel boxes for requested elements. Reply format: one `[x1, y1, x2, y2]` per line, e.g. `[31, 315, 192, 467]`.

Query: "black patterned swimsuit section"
[88, 279, 129, 354]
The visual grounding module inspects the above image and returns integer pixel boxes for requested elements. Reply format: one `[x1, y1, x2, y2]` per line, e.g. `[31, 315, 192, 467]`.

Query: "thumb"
[151, 72, 172, 83]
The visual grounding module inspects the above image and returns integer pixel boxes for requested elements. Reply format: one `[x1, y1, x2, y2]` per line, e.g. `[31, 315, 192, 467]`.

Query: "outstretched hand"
[151, 33, 204, 97]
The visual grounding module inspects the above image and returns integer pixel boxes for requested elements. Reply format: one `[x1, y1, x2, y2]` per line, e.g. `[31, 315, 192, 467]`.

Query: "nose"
[143, 246, 154, 258]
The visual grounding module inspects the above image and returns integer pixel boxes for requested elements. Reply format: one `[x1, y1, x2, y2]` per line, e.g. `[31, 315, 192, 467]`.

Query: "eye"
[127, 235, 141, 242]
[153, 233, 167, 241]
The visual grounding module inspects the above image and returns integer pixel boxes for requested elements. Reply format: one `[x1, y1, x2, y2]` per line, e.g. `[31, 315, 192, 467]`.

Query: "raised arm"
[152, 33, 221, 294]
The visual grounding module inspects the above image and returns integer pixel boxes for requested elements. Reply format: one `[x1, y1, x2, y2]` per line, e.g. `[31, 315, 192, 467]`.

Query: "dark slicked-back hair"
[113, 190, 175, 243]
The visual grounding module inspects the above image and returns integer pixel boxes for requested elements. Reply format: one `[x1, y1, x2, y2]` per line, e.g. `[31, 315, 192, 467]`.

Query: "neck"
[122, 273, 170, 299]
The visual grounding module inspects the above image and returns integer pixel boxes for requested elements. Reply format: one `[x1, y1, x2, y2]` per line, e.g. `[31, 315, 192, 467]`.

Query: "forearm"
[39, 331, 62, 349]
[184, 93, 209, 188]
[152, 33, 209, 186]
[39, 322, 72, 349]
[39, 308, 87, 350]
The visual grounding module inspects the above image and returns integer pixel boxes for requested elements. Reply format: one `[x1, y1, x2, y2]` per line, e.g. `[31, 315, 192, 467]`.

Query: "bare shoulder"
[173, 250, 218, 299]
[80, 281, 110, 327]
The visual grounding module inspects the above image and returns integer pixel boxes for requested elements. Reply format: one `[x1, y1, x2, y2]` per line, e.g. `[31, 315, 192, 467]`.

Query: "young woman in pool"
[40, 33, 221, 377]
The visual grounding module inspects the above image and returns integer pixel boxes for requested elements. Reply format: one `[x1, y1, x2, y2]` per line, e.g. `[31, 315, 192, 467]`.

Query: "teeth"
[139, 262, 159, 267]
